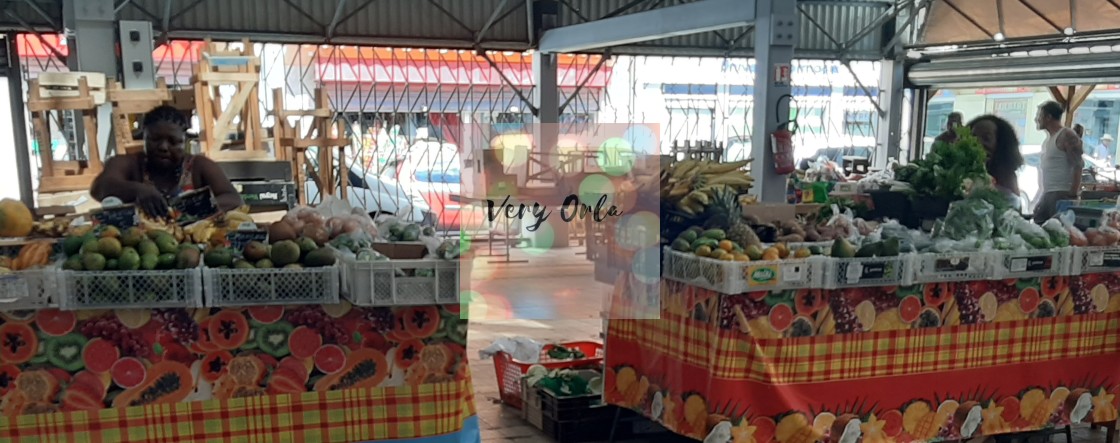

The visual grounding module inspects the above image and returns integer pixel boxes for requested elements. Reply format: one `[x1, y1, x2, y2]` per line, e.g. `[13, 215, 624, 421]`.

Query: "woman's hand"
[135, 185, 170, 219]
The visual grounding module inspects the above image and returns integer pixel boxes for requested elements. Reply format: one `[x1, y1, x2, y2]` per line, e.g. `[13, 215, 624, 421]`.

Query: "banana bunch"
[221, 210, 254, 229]
[31, 217, 73, 238]
[661, 159, 753, 215]
[139, 216, 186, 242]
[184, 219, 218, 244]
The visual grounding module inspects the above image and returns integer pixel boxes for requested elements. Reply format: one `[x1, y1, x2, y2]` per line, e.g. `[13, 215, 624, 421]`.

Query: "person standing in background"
[1033, 101, 1083, 223]
[934, 112, 963, 145]
[1073, 123, 1085, 139]
[1096, 134, 1114, 166]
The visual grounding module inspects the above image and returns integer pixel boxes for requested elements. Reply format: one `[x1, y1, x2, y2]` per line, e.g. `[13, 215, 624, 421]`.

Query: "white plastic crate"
[59, 268, 202, 310]
[909, 252, 991, 284]
[990, 247, 1071, 280]
[662, 248, 822, 294]
[1066, 246, 1120, 276]
[341, 257, 460, 306]
[0, 268, 58, 310]
[203, 266, 340, 307]
[822, 256, 912, 289]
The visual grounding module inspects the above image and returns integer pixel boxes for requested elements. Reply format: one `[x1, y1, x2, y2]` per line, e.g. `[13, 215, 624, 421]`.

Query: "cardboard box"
[741, 203, 821, 223]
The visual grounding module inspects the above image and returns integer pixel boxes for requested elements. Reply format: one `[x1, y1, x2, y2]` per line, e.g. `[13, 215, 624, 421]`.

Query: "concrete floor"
[462, 248, 1116, 443]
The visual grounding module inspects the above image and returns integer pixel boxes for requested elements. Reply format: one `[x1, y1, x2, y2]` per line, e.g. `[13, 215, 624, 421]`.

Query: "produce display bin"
[494, 341, 604, 410]
[0, 268, 58, 310]
[909, 251, 991, 284]
[341, 257, 458, 306]
[203, 265, 340, 307]
[822, 256, 911, 289]
[662, 248, 823, 294]
[521, 370, 614, 443]
[59, 268, 203, 310]
[990, 248, 1071, 279]
[1068, 246, 1120, 275]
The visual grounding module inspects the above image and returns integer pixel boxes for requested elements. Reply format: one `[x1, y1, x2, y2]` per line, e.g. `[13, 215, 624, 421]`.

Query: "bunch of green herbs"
[896, 126, 991, 202]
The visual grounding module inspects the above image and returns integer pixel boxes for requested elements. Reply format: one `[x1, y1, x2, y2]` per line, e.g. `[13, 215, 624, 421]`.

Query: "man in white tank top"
[1033, 101, 1083, 224]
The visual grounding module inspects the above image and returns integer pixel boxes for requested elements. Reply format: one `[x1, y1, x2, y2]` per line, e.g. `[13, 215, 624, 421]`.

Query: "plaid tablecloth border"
[0, 380, 477, 443]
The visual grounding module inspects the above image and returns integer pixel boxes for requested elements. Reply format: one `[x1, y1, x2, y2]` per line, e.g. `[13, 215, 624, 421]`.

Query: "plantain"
[699, 159, 751, 174]
[686, 190, 710, 206]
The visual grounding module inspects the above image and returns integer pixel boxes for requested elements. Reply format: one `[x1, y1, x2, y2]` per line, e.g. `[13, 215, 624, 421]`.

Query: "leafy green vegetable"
[896, 126, 991, 202]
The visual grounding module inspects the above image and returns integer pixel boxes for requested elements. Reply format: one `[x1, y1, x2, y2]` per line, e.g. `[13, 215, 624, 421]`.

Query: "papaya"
[402, 306, 440, 338]
[923, 282, 952, 307]
[208, 310, 250, 350]
[418, 343, 454, 374]
[313, 348, 388, 391]
[1041, 276, 1069, 299]
[15, 370, 58, 402]
[395, 339, 425, 370]
[112, 361, 193, 408]
[0, 322, 38, 364]
[0, 199, 33, 238]
[12, 242, 51, 271]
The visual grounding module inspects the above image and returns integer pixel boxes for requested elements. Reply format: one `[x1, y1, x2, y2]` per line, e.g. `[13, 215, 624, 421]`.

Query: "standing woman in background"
[968, 115, 1025, 212]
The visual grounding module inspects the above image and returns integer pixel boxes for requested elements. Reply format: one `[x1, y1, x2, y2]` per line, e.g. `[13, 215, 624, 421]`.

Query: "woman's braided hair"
[142, 105, 190, 131]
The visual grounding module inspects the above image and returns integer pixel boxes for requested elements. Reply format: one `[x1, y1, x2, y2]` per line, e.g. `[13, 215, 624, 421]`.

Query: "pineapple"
[710, 187, 760, 247]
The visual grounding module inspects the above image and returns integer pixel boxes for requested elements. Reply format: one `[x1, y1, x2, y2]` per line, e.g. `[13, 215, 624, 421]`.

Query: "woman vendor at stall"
[968, 114, 1025, 211]
[91, 105, 242, 217]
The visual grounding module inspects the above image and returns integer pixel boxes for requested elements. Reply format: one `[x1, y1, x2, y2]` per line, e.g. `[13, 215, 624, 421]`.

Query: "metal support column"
[6, 34, 33, 207]
[63, 0, 119, 158]
[532, 0, 568, 248]
[876, 57, 905, 169]
[750, 0, 797, 202]
[908, 87, 931, 162]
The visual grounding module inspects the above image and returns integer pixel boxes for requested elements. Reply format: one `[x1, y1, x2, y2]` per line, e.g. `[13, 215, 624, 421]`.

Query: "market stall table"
[603, 273, 1120, 443]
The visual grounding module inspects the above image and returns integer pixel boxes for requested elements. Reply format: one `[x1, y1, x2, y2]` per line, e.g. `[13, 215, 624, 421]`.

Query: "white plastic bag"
[478, 337, 543, 363]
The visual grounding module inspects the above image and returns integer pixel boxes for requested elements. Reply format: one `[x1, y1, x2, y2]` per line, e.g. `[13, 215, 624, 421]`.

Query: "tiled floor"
[463, 247, 1117, 442]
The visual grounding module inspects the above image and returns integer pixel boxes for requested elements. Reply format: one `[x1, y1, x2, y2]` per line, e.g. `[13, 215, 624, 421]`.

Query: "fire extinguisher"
[770, 94, 799, 175]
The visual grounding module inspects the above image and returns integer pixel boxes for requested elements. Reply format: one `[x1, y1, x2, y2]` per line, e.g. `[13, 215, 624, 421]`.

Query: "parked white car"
[304, 148, 433, 224]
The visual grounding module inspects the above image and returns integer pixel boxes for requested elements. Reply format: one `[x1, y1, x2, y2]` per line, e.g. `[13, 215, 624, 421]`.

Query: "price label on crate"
[934, 256, 971, 273]
[170, 187, 218, 225]
[845, 262, 863, 283]
[1090, 250, 1120, 268]
[90, 201, 139, 230]
[781, 263, 805, 282]
[1010, 255, 1052, 273]
[847, 260, 889, 283]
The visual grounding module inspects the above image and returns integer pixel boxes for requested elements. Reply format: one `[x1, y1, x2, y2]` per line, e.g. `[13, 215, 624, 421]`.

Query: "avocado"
[679, 230, 699, 244]
[233, 259, 256, 269]
[243, 241, 270, 262]
[296, 237, 318, 257]
[157, 253, 177, 269]
[140, 254, 158, 270]
[855, 241, 881, 258]
[118, 247, 141, 271]
[137, 239, 160, 257]
[175, 247, 201, 269]
[254, 258, 274, 269]
[63, 235, 92, 257]
[203, 249, 234, 268]
[62, 255, 84, 271]
[270, 240, 301, 267]
[80, 238, 99, 255]
[830, 238, 857, 259]
[146, 229, 170, 240]
[701, 229, 726, 240]
[154, 233, 179, 255]
[303, 248, 337, 268]
[97, 237, 123, 259]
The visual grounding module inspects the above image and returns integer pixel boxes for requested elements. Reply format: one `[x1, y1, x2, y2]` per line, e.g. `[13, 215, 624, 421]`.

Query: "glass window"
[843, 110, 877, 137]
[926, 102, 955, 139]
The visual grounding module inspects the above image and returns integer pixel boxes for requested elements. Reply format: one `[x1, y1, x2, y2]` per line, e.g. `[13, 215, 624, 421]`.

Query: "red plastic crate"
[493, 341, 604, 409]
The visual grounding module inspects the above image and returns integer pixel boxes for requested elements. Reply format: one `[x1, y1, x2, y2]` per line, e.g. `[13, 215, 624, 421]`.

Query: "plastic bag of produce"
[1059, 212, 1088, 246]
[826, 206, 860, 243]
[1041, 218, 1070, 247]
[999, 209, 1051, 249]
[993, 233, 1029, 251]
[281, 205, 325, 232]
[938, 198, 995, 241]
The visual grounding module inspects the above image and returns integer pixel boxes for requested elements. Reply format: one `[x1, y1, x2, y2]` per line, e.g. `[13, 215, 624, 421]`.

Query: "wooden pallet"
[28, 73, 106, 193]
[272, 87, 349, 204]
[108, 78, 172, 154]
[193, 39, 265, 157]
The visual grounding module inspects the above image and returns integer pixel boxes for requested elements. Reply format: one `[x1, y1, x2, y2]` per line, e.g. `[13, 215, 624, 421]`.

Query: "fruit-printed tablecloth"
[0, 304, 480, 443]
[604, 274, 1120, 442]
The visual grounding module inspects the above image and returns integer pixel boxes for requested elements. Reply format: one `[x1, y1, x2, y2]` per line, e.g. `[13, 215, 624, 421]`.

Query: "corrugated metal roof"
[1, 0, 893, 58]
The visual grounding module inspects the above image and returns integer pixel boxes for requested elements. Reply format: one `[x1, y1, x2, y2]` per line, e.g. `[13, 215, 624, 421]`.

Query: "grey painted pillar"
[531, 51, 568, 247]
[6, 35, 33, 207]
[876, 57, 905, 169]
[750, 0, 797, 202]
[64, 0, 118, 158]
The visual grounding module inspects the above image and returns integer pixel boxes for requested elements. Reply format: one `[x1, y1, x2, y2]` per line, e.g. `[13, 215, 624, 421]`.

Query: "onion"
[341, 219, 362, 234]
[328, 217, 347, 238]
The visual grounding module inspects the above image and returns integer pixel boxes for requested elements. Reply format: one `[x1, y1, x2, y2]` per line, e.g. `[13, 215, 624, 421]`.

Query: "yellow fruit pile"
[0, 199, 33, 238]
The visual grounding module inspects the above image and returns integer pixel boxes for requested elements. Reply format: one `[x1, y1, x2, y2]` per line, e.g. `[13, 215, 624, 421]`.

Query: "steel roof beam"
[538, 0, 755, 53]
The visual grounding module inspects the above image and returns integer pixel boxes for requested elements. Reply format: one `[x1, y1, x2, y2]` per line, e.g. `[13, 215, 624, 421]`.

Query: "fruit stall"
[603, 131, 1120, 443]
[0, 198, 475, 442]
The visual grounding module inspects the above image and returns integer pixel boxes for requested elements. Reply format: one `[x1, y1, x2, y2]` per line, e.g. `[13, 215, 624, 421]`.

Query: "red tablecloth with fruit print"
[0, 305, 478, 442]
[604, 274, 1120, 443]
